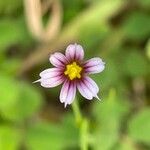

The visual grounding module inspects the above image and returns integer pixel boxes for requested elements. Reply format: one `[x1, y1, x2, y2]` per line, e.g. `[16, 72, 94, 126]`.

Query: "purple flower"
[35, 44, 105, 107]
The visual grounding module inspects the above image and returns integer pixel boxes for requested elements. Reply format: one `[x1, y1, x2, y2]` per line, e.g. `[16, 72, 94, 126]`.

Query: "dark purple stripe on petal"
[84, 57, 105, 74]
[65, 45, 76, 61]
[84, 76, 99, 93]
[60, 80, 76, 107]
[60, 79, 70, 103]
[65, 44, 84, 61]
[49, 52, 68, 68]
[77, 80, 93, 100]
[39, 68, 63, 79]
[65, 81, 76, 107]
[77, 77, 99, 100]
[75, 44, 84, 61]
[40, 75, 65, 88]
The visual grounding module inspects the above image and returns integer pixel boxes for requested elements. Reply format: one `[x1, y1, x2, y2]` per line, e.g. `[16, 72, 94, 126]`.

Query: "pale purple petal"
[49, 52, 68, 68]
[77, 81, 93, 100]
[84, 57, 105, 74]
[40, 75, 65, 88]
[60, 80, 76, 107]
[65, 44, 84, 61]
[77, 77, 99, 100]
[84, 76, 99, 94]
[39, 68, 63, 79]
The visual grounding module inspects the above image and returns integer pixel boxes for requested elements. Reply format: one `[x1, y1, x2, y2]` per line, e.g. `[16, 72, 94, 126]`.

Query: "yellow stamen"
[64, 62, 82, 80]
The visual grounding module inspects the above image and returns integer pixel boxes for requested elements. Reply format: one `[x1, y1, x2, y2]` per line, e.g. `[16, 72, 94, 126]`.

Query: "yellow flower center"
[64, 62, 82, 80]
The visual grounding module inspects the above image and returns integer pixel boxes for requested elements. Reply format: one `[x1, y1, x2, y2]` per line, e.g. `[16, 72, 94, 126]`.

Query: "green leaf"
[0, 58, 21, 76]
[79, 23, 109, 55]
[137, 0, 150, 9]
[0, 125, 21, 150]
[92, 89, 130, 150]
[123, 50, 149, 77]
[93, 89, 130, 124]
[0, 75, 20, 110]
[93, 59, 121, 90]
[0, 0, 22, 15]
[0, 19, 32, 51]
[128, 108, 150, 144]
[1, 82, 43, 122]
[26, 115, 79, 150]
[93, 123, 118, 150]
[62, 0, 84, 24]
[123, 12, 150, 40]
[26, 122, 66, 150]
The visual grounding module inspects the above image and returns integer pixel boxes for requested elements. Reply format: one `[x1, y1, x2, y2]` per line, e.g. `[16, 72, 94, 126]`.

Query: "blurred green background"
[0, 0, 150, 150]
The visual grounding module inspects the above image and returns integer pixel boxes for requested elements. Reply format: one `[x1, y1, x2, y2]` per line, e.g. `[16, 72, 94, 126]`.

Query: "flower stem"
[72, 98, 89, 150]
[80, 119, 89, 150]
[72, 98, 82, 125]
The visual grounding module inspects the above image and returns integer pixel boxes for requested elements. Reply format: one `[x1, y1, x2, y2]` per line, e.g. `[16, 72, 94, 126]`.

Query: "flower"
[34, 44, 105, 107]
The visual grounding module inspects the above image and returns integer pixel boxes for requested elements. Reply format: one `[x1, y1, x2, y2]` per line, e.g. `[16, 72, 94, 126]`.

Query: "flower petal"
[77, 77, 99, 100]
[84, 57, 105, 74]
[40, 75, 65, 88]
[39, 68, 63, 79]
[77, 81, 93, 100]
[60, 80, 76, 107]
[49, 52, 68, 67]
[84, 76, 99, 94]
[65, 44, 84, 61]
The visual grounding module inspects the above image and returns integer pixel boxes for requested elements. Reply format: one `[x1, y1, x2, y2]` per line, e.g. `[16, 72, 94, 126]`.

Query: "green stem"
[80, 119, 89, 150]
[72, 98, 89, 150]
[72, 98, 82, 125]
